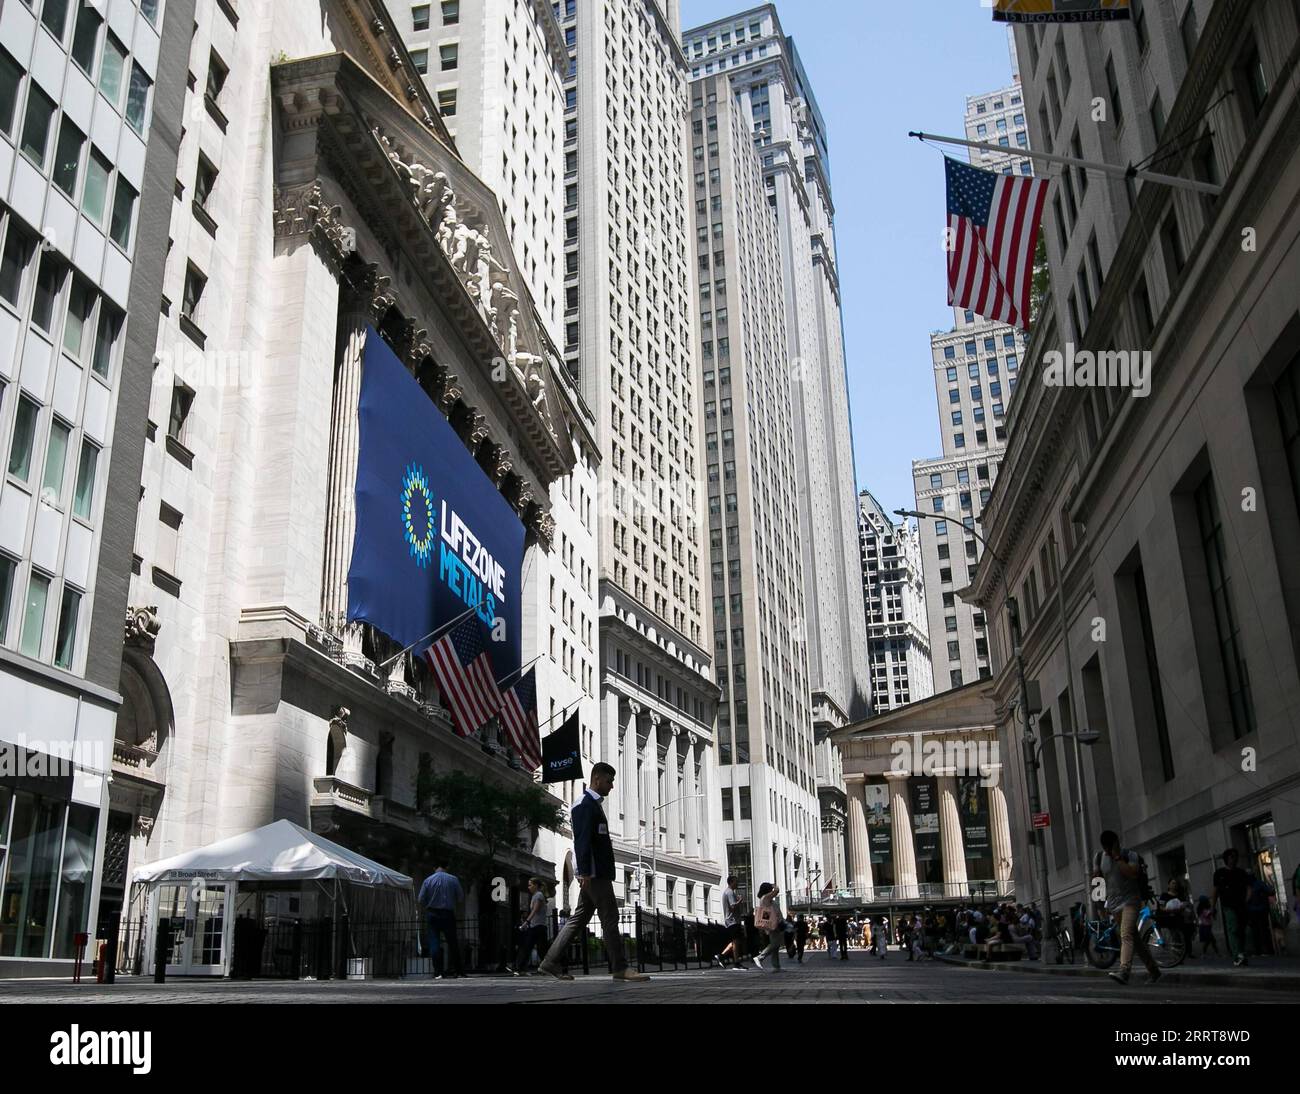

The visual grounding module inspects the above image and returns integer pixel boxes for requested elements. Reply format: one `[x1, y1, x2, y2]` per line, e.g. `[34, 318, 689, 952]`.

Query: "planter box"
[346, 958, 372, 980]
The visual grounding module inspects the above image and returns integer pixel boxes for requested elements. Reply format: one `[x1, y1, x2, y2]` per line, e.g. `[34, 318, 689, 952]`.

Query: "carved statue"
[472, 240, 509, 312]
[437, 203, 460, 254]
[449, 221, 484, 279]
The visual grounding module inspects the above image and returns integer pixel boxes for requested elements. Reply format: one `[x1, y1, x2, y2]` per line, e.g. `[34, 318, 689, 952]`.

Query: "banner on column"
[958, 776, 991, 858]
[910, 778, 940, 863]
[864, 782, 891, 865]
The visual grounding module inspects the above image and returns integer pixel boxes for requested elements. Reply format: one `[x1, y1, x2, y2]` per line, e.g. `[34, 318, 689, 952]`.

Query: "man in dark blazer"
[538, 762, 650, 982]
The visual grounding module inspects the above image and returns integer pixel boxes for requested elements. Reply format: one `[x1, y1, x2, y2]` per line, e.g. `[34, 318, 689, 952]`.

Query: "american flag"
[422, 615, 503, 736]
[946, 158, 1049, 331]
[500, 668, 542, 771]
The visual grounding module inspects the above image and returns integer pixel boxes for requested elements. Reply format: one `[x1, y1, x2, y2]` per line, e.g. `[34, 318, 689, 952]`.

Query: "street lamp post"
[634, 794, 705, 911]
[895, 508, 1058, 954]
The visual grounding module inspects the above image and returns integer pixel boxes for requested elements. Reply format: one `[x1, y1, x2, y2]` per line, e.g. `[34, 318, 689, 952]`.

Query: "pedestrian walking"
[713, 874, 748, 969]
[417, 864, 465, 979]
[795, 914, 809, 963]
[752, 882, 784, 972]
[1092, 829, 1160, 985]
[834, 915, 849, 961]
[872, 916, 887, 959]
[1196, 896, 1220, 956]
[538, 763, 650, 983]
[1211, 848, 1251, 967]
[1246, 875, 1276, 956]
[511, 877, 549, 975]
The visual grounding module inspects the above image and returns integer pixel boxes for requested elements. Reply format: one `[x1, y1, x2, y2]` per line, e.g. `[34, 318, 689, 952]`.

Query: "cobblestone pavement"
[0, 956, 1288, 1004]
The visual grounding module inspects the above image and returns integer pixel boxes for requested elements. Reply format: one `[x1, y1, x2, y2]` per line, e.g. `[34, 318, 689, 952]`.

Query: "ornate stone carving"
[274, 180, 356, 271]
[491, 448, 514, 487]
[533, 512, 556, 546]
[136, 815, 155, 839]
[124, 606, 161, 650]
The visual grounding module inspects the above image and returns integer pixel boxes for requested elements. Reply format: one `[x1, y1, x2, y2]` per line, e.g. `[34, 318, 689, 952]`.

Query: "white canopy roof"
[130, 819, 413, 889]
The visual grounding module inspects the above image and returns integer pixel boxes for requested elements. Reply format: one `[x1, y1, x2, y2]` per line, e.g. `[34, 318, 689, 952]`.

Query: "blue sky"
[683, 0, 1020, 514]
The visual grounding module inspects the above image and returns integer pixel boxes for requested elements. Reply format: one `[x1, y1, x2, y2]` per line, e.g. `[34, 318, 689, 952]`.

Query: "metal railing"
[787, 879, 1015, 908]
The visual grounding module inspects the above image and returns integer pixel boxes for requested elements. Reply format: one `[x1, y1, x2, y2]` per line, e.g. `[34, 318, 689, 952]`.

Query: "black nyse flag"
[542, 710, 583, 784]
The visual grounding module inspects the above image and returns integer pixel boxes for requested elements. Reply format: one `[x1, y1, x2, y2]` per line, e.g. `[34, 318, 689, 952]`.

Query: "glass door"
[159, 880, 230, 976]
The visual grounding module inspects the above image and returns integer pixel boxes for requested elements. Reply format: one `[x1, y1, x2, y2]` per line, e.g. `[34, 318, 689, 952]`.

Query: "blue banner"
[347, 329, 524, 677]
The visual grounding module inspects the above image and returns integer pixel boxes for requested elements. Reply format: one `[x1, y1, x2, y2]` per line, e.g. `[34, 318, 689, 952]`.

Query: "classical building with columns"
[805, 681, 1014, 912]
[100, 0, 591, 970]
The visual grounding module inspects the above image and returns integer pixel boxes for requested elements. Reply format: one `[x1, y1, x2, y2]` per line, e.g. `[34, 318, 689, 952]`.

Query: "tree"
[417, 768, 567, 882]
[1029, 234, 1051, 327]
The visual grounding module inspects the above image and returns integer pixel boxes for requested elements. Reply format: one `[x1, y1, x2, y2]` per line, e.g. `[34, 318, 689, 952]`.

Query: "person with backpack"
[1092, 829, 1160, 985]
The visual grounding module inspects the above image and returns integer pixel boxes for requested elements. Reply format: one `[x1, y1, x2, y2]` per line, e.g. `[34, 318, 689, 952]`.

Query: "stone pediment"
[271, 52, 576, 482]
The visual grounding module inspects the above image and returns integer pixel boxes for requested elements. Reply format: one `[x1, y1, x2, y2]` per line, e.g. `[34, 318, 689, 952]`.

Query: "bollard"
[103, 912, 120, 985]
[73, 932, 89, 983]
[154, 918, 171, 983]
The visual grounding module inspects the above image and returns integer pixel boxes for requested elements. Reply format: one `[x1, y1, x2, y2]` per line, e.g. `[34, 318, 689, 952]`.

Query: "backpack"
[1095, 850, 1154, 901]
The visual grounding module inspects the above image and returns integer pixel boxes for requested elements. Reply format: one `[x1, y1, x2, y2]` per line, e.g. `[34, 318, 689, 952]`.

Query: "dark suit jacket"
[572, 792, 615, 880]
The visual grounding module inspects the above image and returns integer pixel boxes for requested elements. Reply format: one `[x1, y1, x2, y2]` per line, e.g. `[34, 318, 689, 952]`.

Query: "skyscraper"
[558, 0, 723, 918]
[858, 491, 933, 712]
[688, 69, 820, 906]
[682, 3, 870, 903]
[0, 0, 188, 974]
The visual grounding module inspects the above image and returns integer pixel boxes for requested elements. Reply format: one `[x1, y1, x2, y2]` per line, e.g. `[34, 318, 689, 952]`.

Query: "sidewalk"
[936, 951, 1300, 993]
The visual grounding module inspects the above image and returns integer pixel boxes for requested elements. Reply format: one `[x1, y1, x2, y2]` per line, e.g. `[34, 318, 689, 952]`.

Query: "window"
[100, 34, 127, 108]
[929, 472, 942, 489]
[1105, 55, 1123, 131]
[409, 48, 428, 75]
[140, 0, 162, 26]
[1180, 4, 1199, 64]
[721, 788, 733, 821]
[437, 89, 457, 116]
[168, 383, 195, 443]
[0, 555, 14, 644]
[1132, 0, 1148, 54]
[90, 305, 120, 379]
[40, 418, 70, 507]
[62, 277, 94, 360]
[109, 176, 137, 249]
[0, 225, 32, 307]
[0, 48, 19, 137]
[1235, 37, 1269, 128]
[1150, 90, 1166, 141]
[1132, 564, 1174, 780]
[1276, 352, 1300, 521]
[181, 265, 205, 321]
[412, 4, 430, 31]
[8, 395, 39, 482]
[53, 586, 79, 670]
[1161, 210, 1185, 282]
[1132, 275, 1154, 344]
[439, 43, 458, 71]
[206, 50, 229, 105]
[83, 150, 111, 226]
[20, 86, 57, 169]
[19, 571, 50, 658]
[31, 252, 62, 334]
[738, 785, 751, 820]
[194, 155, 218, 211]
[441, 0, 459, 24]
[125, 64, 152, 134]
[40, 0, 71, 43]
[157, 502, 183, 578]
[52, 118, 84, 197]
[1194, 476, 1256, 738]
[72, 439, 97, 521]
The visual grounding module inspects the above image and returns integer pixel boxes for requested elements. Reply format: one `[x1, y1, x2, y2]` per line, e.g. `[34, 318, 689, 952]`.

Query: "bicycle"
[1082, 904, 1187, 969]
[1047, 911, 1075, 965]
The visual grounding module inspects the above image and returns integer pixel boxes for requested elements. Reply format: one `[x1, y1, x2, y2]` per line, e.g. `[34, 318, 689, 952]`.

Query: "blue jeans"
[424, 910, 462, 975]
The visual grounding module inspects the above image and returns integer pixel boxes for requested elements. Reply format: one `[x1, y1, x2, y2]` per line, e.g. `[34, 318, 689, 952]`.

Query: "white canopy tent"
[130, 820, 416, 977]
[131, 819, 413, 889]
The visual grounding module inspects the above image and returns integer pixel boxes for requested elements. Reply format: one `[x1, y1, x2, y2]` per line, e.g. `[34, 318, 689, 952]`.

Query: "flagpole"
[374, 599, 486, 671]
[907, 130, 1223, 196]
[537, 698, 582, 737]
[495, 654, 545, 691]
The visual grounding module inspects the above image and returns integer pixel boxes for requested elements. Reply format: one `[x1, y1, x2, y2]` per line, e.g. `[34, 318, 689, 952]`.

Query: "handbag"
[755, 903, 778, 932]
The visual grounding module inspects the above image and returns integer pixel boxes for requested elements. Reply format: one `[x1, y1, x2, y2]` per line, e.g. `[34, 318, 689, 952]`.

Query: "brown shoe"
[613, 969, 651, 982]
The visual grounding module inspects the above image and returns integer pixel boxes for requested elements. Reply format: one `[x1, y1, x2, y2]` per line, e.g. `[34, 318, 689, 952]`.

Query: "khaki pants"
[540, 878, 626, 974]
[1119, 903, 1158, 975]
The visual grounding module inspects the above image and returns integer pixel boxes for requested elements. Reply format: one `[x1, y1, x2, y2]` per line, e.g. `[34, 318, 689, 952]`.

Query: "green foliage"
[1029, 234, 1050, 328]
[419, 768, 566, 877]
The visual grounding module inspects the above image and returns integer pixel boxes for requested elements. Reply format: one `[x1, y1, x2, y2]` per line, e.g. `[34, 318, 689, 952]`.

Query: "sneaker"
[712, 956, 725, 969]
[753, 956, 764, 971]
[612, 969, 650, 982]
[537, 965, 574, 982]
[1146, 967, 1161, 985]
[1108, 969, 1130, 985]
[1233, 955, 1246, 967]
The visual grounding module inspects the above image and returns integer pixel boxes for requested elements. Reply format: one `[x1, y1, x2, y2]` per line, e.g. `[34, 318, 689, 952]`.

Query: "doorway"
[155, 880, 231, 976]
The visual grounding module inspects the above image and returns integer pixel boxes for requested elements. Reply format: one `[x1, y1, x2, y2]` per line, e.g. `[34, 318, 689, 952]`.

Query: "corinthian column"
[684, 732, 700, 857]
[887, 773, 918, 899]
[937, 774, 968, 900]
[989, 778, 1014, 889]
[845, 778, 874, 896]
[624, 702, 642, 849]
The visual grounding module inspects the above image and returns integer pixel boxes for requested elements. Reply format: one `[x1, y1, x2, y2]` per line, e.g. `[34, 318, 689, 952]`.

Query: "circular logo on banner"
[401, 464, 435, 569]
